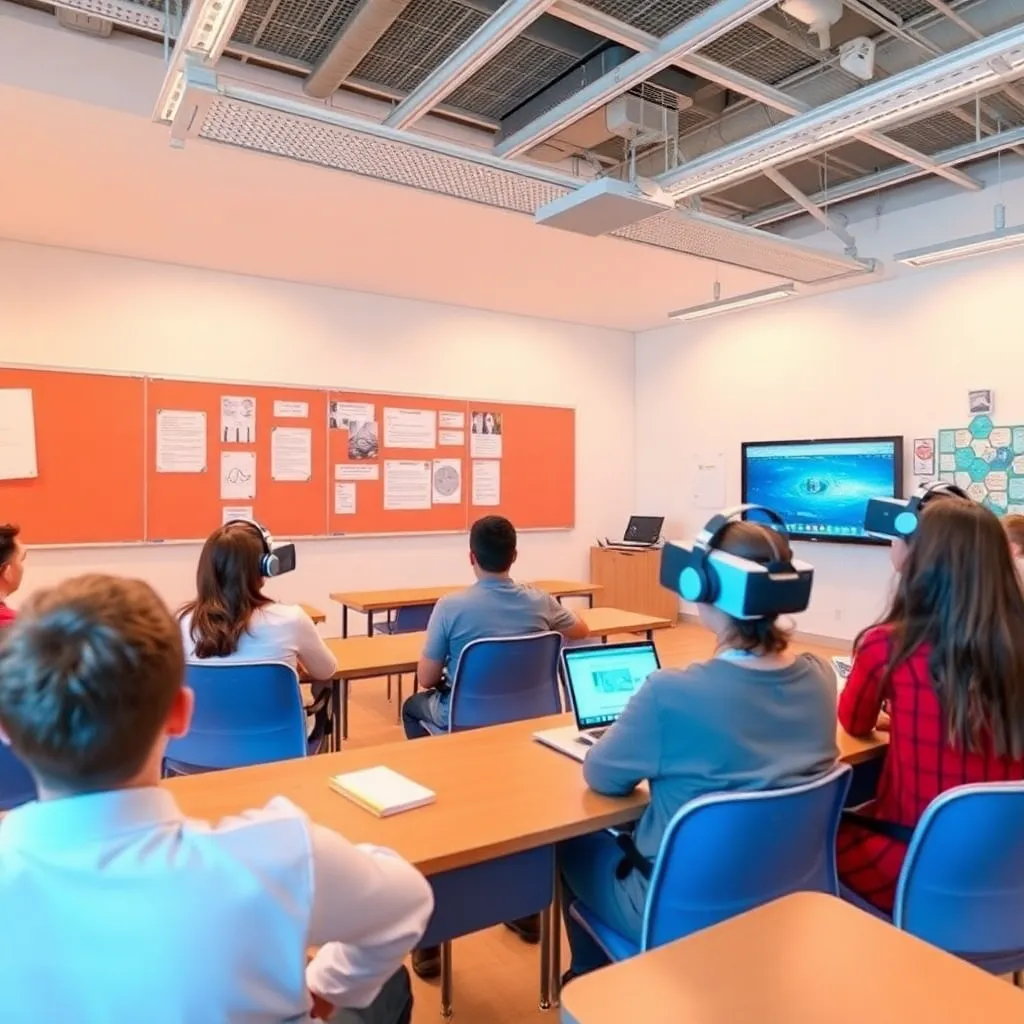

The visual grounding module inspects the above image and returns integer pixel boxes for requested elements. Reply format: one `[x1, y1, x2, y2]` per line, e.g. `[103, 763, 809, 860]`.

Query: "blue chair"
[570, 764, 852, 962]
[165, 661, 325, 775]
[373, 603, 435, 716]
[0, 743, 36, 810]
[842, 782, 1024, 982]
[416, 631, 563, 1017]
[422, 630, 564, 735]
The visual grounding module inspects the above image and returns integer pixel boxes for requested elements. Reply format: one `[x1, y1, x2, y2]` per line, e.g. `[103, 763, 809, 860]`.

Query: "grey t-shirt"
[584, 653, 838, 904]
[422, 577, 577, 675]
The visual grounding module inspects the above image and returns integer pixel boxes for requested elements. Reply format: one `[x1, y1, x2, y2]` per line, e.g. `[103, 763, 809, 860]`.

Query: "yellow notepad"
[328, 766, 436, 817]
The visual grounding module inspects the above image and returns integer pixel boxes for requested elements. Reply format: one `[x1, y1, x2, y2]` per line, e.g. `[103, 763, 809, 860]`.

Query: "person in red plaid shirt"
[837, 498, 1024, 913]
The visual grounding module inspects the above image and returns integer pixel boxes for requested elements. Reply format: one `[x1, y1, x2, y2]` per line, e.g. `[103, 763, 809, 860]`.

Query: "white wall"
[636, 166, 1024, 642]
[0, 239, 636, 632]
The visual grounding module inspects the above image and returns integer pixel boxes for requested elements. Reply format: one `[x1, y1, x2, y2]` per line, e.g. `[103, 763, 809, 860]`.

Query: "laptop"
[605, 515, 664, 549]
[534, 640, 661, 762]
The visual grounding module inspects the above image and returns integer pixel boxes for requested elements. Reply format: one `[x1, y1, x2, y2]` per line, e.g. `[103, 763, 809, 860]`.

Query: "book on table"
[328, 766, 436, 817]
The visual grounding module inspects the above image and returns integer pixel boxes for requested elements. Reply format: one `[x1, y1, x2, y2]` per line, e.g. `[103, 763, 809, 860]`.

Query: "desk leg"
[331, 683, 342, 751]
[539, 901, 553, 1011]
[587, 594, 594, 608]
[645, 629, 653, 641]
[601, 636, 608, 645]
[550, 875, 563, 1008]
[440, 941, 454, 1020]
[341, 606, 349, 639]
[342, 680, 349, 742]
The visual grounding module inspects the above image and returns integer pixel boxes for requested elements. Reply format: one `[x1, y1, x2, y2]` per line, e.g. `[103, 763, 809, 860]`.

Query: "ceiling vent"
[55, 7, 113, 35]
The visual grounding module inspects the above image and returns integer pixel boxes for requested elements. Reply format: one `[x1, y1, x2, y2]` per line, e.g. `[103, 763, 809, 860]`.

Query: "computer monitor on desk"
[605, 515, 664, 549]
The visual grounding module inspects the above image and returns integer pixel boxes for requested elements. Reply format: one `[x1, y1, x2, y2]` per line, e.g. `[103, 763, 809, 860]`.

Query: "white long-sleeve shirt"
[0, 788, 433, 1022]
[180, 603, 338, 680]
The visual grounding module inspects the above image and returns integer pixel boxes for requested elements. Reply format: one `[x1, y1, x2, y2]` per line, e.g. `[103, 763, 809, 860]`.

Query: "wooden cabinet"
[589, 546, 678, 621]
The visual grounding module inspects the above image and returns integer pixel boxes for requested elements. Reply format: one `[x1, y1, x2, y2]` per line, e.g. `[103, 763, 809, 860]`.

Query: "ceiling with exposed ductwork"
[5, 0, 1024, 293]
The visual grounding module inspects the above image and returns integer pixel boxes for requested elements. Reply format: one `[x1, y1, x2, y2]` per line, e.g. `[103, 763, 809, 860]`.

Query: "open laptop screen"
[563, 641, 661, 730]
[623, 516, 664, 543]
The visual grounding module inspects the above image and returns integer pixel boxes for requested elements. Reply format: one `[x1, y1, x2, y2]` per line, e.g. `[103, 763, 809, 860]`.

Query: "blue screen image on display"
[742, 439, 901, 542]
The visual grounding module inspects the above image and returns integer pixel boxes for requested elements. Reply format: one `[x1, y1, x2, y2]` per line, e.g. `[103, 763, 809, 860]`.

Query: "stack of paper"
[831, 656, 852, 692]
[328, 766, 436, 817]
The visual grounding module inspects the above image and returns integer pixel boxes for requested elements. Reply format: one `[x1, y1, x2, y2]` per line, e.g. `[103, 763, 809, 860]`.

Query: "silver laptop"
[534, 640, 661, 762]
[604, 515, 664, 549]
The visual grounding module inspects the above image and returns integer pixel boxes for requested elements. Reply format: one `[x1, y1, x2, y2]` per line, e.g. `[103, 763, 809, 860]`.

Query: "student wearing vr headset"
[179, 521, 338, 742]
[838, 491, 1024, 914]
[558, 507, 838, 982]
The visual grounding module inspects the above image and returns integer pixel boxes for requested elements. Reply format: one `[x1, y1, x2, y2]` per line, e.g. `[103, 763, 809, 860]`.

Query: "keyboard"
[574, 727, 608, 748]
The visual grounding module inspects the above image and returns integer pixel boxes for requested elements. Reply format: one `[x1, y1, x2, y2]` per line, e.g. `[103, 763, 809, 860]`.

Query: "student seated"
[0, 574, 433, 1022]
[559, 515, 838, 980]
[402, 514, 589, 740]
[0, 522, 26, 626]
[402, 514, 588, 977]
[180, 521, 338, 740]
[838, 499, 1024, 913]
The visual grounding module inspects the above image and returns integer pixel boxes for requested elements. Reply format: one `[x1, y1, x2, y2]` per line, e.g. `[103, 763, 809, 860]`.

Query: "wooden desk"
[590, 546, 678, 621]
[165, 720, 884, 874]
[322, 606, 672, 742]
[299, 603, 326, 625]
[330, 580, 602, 636]
[559, 892, 1024, 1024]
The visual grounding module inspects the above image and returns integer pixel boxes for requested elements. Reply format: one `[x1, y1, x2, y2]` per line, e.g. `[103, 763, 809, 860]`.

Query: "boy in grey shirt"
[560, 517, 838, 980]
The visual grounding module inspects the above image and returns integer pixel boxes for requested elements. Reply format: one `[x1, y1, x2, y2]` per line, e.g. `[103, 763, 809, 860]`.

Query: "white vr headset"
[224, 519, 297, 578]
[863, 481, 970, 541]
[659, 505, 814, 620]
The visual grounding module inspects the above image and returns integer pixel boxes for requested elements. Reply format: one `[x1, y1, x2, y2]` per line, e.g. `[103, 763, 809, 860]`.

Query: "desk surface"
[559, 892, 1024, 1024]
[299, 603, 326, 625]
[323, 606, 673, 680]
[329, 580, 601, 611]
[165, 717, 885, 876]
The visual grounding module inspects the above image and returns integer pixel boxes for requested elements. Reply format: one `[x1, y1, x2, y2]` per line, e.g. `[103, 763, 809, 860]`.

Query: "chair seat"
[568, 901, 641, 962]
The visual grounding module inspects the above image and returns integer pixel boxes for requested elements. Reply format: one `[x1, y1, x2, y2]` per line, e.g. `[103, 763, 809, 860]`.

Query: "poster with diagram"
[936, 416, 1024, 514]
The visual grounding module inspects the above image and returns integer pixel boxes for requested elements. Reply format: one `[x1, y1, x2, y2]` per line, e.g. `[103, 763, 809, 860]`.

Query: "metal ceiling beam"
[384, 0, 558, 129]
[493, 0, 778, 159]
[304, 0, 415, 99]
[548, 0, 979, 191]
[762, 167, 857, 249]
[745, 123, 1024, 227]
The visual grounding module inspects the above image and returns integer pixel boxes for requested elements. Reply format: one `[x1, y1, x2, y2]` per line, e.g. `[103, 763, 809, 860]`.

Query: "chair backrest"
[394, 603, 435, 632]
[0, 742, 36, 811]
[642, 764, 851, 951]
[166, 661, 308, 771]
[447, 632, 563, 732]
[894, 782, 1024, 957]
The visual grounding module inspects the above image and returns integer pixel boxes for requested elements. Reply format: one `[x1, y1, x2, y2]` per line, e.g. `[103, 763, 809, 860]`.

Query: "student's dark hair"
[470, 516, 517, 574]
[1003, 513, 1024, 554]
[180, 522, 271, 658]
[0, 523, 20, 568]
[0, 574, 184, 790]
[857, 500, 1024, 758]
[714, 521, 792, 656]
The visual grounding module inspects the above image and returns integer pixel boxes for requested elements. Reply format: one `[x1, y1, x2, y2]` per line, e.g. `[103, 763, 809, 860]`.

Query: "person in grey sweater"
[559, 516, 839, 979]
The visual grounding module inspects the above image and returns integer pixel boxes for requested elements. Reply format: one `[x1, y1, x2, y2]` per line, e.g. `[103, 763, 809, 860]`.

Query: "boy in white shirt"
[0, 574, 433, 1023]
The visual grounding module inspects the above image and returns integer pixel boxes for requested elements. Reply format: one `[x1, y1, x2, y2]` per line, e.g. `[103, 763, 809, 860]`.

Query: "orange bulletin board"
[146, 379, 328, 541]
[0, 365, 574, 545]
[0, 367, 146, 545]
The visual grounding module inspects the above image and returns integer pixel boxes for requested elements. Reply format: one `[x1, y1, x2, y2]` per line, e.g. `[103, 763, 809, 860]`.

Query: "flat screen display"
[741, 436, 903, 545]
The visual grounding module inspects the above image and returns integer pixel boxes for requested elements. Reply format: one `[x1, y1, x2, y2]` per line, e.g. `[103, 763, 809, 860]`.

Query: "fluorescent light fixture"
[895, 224, 1024, 268]
[669, 283, 796, 321]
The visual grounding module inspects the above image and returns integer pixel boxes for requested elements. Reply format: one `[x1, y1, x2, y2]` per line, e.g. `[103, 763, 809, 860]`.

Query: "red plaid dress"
[837, 625, 1024, 913]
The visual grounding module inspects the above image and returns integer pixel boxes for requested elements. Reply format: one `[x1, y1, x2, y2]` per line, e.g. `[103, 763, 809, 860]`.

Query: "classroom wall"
[0, 239, 636, 632]
[635, 164, 1024, 642]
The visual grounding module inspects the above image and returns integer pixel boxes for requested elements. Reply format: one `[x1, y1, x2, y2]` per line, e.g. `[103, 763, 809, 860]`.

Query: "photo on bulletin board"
[470, 409, 503, 458]
[347, 421, 379, 460]
[968, 389, 993, 415]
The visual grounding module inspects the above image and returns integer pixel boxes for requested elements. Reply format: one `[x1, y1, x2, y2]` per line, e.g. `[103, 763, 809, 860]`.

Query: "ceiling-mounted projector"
[779, 0, 843, 49]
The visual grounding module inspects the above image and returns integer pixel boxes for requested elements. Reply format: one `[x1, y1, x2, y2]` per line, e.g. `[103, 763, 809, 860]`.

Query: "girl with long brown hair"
[838, 499, 1024, 911]
[179, 522, 336, 735]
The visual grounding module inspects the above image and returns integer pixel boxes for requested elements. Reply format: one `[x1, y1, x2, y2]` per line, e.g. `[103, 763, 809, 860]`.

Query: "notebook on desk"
[329, 766, 436, 817]
[534, 640, 660, 763]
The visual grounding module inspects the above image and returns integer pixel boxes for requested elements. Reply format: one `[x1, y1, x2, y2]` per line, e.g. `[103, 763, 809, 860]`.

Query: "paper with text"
[384, 460, 432, 510]
[156, 410, 207, 473]
[274, 400, 309, 419]
[220, 451, 256, 500]
[221, 396, 256, 444]
[384, 408, 436, 449]
[472, 460, 500, 506]
[222, 505, 254, 525]
[336, 463, 380, 481]
[0, 389, 38, 481]
[334, 482, 356, 515]
[271, 427, 312, 481]
[439, 411, 465, 429]
[439, 429, 465, 446]
[330, 401, 375, 430]
[432, 459, 462, 505]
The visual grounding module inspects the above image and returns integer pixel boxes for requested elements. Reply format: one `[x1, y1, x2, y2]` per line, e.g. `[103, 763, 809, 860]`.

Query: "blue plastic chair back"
[0, 743, 36, 810]
[447, 632, 563, 732]
[642, 764, 851, 950]
[894, 782, 1024, 970]
[166, 661, 309, 772]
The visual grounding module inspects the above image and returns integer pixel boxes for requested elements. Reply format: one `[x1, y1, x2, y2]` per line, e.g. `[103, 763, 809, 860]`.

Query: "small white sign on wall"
[693, 452, 725, 509]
